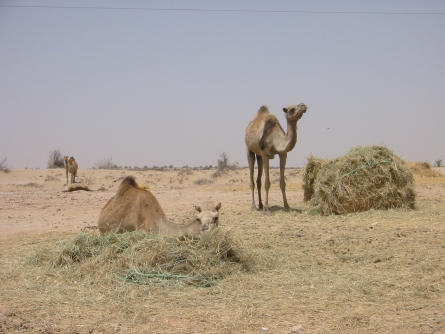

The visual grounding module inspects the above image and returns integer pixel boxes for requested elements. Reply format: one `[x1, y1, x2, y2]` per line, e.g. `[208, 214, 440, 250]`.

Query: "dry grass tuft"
[22, 182, 43, 188]
[194, 178, 214, 185]
[308, 146, 415, 215]
[27, 229, 252, 288]
[408, 161, 444, 178]
[44, 175, 60, 182]
[138, 183, 150, 190]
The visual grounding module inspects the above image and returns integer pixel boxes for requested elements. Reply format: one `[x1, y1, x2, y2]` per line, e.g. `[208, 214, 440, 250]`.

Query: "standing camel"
[64, 156, 78, 185]
[245, 104, 307, 212]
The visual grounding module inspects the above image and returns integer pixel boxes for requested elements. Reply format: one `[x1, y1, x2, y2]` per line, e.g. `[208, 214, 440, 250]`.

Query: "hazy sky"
[1, 0, 445, 169]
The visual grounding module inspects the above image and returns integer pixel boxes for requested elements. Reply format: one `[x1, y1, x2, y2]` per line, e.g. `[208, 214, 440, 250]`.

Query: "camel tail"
[116, 176, 139, 195]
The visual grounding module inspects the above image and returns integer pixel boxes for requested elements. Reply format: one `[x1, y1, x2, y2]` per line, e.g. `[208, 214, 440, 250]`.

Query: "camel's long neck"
[281, 121, 298, 153]
[158, 218, 202, 236]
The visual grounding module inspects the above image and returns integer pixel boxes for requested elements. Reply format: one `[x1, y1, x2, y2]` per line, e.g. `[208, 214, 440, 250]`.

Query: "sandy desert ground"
[0, 166, 444, 333]
[0, 167, 305, 238]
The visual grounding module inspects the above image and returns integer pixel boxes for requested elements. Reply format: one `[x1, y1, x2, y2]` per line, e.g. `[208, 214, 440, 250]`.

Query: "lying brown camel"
[98, 176, 221, 235]
[62, 184, 105, 192]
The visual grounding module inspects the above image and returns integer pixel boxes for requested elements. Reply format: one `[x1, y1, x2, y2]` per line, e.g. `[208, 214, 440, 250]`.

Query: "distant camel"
[64, 156, 78, 185]
[98, 176, 221, 235]
[245, 104, 307, 212]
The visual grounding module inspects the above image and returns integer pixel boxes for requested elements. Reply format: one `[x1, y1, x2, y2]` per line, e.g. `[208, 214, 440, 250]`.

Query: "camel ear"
[195, 205, 202, 213]
[215, 202, 221, 211]
[283, 108, 288, 113]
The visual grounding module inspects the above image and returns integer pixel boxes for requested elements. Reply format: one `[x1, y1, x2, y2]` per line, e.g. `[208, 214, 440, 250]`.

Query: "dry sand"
[0, 167, 303, 239]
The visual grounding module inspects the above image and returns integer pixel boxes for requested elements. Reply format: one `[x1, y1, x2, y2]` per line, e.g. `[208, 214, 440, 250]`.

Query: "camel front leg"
[279, 153, 290, 210]
[263, 155, 271, 212]
[247, 149, 257, 210]
[256, 154, 263, 210]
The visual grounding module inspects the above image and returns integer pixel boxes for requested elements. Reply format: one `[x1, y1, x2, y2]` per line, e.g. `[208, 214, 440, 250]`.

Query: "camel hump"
[260, 119, 278, 150]
[258, 105, 269, 113]
[116, 176, 140, 195]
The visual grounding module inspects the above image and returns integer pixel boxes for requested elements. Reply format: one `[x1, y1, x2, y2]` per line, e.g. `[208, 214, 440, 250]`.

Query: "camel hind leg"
[247, 149, 257, 210]
[262, 155, 270, 212]
[279, 153, 290, 210]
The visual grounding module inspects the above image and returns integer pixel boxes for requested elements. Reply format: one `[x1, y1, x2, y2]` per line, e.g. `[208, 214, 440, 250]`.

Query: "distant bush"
[0, 158, 10, 173]
[212, 152, 239, 178]
[47, 149, 65, 168]
[178, 168, 194, 176]
[95, 158, 118, 169]
[435, 158, 443, 167]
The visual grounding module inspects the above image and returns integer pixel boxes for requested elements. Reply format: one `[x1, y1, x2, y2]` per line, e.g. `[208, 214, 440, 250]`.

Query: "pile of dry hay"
[302, 156, 329, 202]
[28, 229, 252, 287]
[302, 145, 416, 215]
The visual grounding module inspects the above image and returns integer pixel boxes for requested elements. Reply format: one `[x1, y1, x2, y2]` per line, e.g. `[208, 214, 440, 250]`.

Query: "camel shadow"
[258, 205, 304, 214]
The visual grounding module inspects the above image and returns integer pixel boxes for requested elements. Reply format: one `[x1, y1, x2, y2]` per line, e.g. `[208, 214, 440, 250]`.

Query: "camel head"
[194, 201, 221, 232]
[283, 103, 307, 123]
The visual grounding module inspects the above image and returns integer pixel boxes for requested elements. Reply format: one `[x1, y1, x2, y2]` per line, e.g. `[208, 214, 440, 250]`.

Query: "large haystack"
[309, 146, 416, 215]
[302, 156, 328, 202]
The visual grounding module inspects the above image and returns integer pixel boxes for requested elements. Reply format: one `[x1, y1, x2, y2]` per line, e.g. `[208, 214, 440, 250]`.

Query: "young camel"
[64, 156, 78, 185]
[245, 104, 307, 212]
[98, 176, 221, 235]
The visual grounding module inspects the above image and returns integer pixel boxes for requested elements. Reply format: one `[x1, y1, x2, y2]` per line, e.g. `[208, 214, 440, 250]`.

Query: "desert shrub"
[435, 158, 443, 167]
[47, 149, 64, 168]
[95, 157, 118, 170]
[309, 145, 415, 215]
[177, 168, 194, 176]
[44, 175, 59, 182]
[194, 178, 214, 185]
[0, 158, 10, 173]
[213, 152, 239, 178]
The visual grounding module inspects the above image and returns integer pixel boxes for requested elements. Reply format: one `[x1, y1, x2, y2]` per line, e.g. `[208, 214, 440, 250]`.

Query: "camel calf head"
[194, 201, 221, 232]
